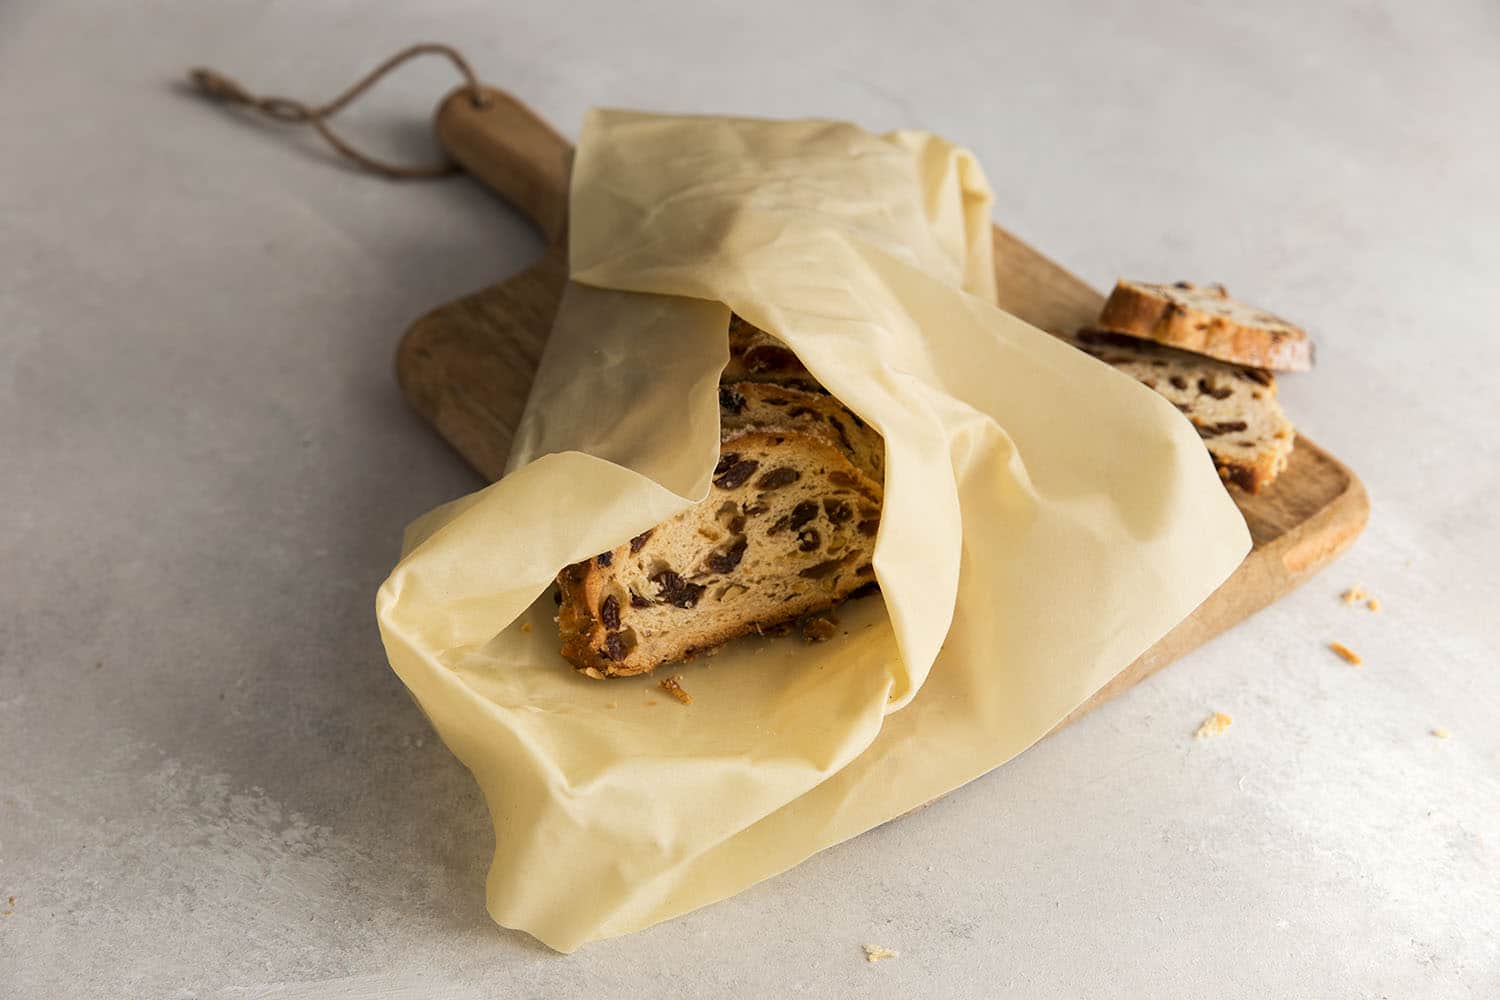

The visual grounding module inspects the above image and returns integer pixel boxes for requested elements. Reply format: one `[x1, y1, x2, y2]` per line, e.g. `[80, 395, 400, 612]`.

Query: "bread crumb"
[1431, 727, 1451, 740]
[1329, 641, 1362, 665]
[645, 699, 659, 706]
[582, 667, 605, 680]
[660, 675, 692, 705]
[1341, 585, 1367, 605]
[520, 621, 533, 633]
[605, 701, 617, 710]
[802, 614, 838, 643]
[1194, 711, 1232, 739]
[1366, 598, 1381, 612]
[863, 944, 898, 963]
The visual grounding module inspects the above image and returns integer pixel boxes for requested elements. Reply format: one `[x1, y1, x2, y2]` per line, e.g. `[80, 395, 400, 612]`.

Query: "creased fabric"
[377, 109, 1249, 952]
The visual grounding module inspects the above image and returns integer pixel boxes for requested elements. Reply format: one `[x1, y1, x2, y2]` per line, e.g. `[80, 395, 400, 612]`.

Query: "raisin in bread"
[1096, 280, 1312, 372]
[558, 380, 883, 677]
[1072, 328, 1295, 493]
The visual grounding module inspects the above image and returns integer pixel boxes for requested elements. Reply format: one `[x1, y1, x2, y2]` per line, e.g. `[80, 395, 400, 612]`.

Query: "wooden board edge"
[395, 253, 566, 483]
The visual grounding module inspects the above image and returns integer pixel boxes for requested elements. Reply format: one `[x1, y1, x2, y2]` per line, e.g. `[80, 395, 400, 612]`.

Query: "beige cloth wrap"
[377, 109, 1249, 952]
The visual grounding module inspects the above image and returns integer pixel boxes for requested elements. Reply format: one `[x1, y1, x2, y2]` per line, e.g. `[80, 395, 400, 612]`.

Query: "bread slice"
[1096, 280, 1312, 372]
[558, 380, 884, 677]
[1071, 329, 1295, 493]
[719, 315, 823, 392]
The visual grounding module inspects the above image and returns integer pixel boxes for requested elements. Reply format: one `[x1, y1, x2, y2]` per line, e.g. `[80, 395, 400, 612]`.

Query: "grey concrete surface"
[2, 1, 1497, 997]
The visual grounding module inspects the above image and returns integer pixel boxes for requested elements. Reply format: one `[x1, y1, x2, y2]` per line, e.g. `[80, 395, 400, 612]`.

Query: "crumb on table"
[1341, 585, 1367, 605]
[520, 621, 533, 633]
[1329, 641, 1363, 665]
[659, 675, 692, 705]
[1431, 727, 1451, 740]
[863, 943, 898, 963]
[1194, 711, 1233, 739]
[1366, 597, 1381, 612]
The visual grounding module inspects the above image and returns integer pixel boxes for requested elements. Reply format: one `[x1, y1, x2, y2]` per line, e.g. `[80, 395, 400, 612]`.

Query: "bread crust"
[1096, 280, 1313, 372]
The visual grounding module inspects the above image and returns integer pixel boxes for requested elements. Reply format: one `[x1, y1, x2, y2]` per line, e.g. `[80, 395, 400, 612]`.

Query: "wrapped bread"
[558, 337, 884, 676]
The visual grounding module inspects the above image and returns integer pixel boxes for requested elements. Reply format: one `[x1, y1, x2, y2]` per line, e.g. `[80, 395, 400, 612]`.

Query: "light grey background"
[2, 1, 1497, 997]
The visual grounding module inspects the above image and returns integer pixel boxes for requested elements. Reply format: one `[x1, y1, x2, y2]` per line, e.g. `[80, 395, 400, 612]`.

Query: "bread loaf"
[557, 331, 885, 677]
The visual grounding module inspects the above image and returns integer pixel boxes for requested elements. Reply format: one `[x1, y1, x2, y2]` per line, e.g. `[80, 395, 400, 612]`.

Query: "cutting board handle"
[435, 85, 573, 244]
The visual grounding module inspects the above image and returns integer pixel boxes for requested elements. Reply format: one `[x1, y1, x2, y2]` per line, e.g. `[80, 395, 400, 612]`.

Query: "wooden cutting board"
[396, 87, 1369, 731]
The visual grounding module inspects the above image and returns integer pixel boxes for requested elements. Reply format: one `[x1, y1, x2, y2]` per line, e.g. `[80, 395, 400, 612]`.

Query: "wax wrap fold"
[376, 109, 1250, 952]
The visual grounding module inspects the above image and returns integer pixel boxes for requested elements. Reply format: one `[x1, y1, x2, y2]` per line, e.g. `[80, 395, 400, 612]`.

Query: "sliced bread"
[719, 315, 823, 392]
[558, 380, 884, 677]
[1096, 280, 1312, 372]
[1071, 328, 1296, 493]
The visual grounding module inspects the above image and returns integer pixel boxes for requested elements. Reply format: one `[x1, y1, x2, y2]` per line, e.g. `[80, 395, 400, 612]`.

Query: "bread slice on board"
[1096, 280, 1312, 372]
[1071, 328, 1296, 493]
[558, 380, 883, 677]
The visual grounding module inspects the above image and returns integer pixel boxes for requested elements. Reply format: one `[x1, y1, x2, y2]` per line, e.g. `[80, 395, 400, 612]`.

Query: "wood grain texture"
[398, 87, 1368, 725]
